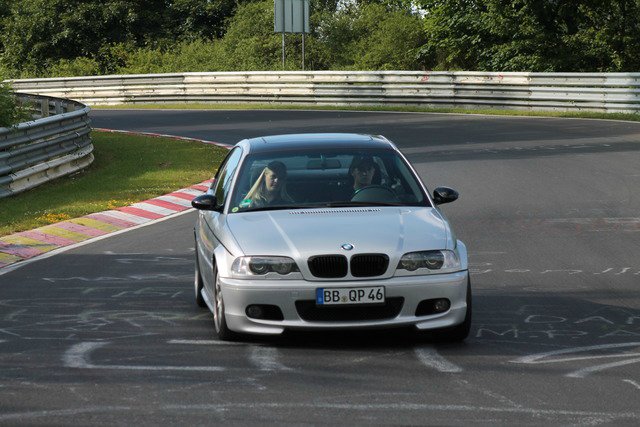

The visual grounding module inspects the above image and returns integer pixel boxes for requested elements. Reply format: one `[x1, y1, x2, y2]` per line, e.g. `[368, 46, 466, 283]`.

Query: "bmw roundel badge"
[341, 243, 354, 251]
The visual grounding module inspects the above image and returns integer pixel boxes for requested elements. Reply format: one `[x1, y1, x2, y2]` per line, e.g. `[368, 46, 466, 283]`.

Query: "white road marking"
[249, 346, 291, 371]
[64, 341, 225, 372]
[567, 357, 640, 378]
[165, 402, 638, 420]
[168, 339, 248, 346]
[529, 353, 640, 364]
[512, 342, 640, 378]
[623, 379, 640, 390]
[414, 347, 462, 373]
[2, 402, 637, 422]
[0, 407, 133, 422]
[512, 342, 640, 364]
[4, 309, 27, 321]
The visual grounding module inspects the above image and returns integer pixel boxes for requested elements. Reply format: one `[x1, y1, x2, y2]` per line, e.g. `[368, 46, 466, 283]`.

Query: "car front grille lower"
[295, 297, 404, 322]
[307, 253, 390, 278]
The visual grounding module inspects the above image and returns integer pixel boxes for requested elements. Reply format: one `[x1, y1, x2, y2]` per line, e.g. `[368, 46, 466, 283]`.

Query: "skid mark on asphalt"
[623, 379, 640, 390]
[567, 357, 640, 378]
[0, 407, 133, 422]
[414, 347, 462, 373]
[162, 402, 638, 423]
[454, 379, 523, 409]
[64, 342, 225, 372]
[168, 339, 248, 346]
[249, 346, 291, 372]
[511, 342, 640, 377]
[167, 338, 290, 371]
[2, 402, 638, 423]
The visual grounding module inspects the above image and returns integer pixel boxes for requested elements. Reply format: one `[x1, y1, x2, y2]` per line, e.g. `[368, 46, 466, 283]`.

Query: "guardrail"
[0, 94, 93, 198]
[7, 71, 640, 113]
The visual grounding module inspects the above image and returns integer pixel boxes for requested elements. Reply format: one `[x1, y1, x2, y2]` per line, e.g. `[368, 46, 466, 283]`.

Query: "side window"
[212, 148, 242, 209]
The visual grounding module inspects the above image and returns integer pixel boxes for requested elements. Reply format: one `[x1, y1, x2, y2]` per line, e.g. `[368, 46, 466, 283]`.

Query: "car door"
[197, 147, 243, 293]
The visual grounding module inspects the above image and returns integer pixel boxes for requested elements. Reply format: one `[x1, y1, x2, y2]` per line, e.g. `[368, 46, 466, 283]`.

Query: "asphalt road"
[1, 109, 640, 425]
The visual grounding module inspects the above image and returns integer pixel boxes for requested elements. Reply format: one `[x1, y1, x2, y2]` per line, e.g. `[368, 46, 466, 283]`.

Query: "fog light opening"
[434, 299, 450, 313]
[415, 298, 451, 317]
[245, 304, 285, 321]
[246, 305, 264, 319]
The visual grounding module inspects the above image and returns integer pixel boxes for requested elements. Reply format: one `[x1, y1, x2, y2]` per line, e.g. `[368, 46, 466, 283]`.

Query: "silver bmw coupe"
[192, 133, 470, 341]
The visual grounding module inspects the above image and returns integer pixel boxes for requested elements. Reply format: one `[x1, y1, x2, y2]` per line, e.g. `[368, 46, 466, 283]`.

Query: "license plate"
[316, 286, 385, 305]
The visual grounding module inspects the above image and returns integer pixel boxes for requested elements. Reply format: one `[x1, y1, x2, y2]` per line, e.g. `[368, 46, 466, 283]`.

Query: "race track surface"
[1, 109, 639, 425]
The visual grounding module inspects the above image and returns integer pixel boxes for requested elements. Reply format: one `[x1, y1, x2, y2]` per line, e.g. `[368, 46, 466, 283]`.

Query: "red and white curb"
[0, 129, 232, 271]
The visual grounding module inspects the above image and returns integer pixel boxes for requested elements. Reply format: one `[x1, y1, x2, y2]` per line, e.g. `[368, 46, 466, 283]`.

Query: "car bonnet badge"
[341, 243, 354, 251]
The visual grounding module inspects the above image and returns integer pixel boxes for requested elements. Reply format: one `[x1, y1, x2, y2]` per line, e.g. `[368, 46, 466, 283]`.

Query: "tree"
[0, 0, 243, 76]
[1, 0, 170, 76]
[315, 2, 427, 70]
[418, 0, 640, 72]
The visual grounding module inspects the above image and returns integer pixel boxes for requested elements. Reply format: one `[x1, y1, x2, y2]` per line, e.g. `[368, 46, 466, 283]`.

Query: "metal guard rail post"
[0, 94, 93, 198]
[7, 71, 640, 113]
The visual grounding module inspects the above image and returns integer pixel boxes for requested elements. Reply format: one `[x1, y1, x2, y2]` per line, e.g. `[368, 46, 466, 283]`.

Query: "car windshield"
[228, 148, 429, 213]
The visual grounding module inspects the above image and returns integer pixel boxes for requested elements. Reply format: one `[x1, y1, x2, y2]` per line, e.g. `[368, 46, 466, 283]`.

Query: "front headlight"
[396, 250, 461, 275]
[231, 256, 300, 278]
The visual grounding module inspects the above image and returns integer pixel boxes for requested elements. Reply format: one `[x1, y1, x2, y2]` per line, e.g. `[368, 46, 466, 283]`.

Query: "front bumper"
[218, 270, 469, 335]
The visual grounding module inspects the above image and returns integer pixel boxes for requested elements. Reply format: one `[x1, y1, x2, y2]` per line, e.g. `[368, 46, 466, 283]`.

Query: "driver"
[330, 155, 380, 202]
[350, 155, 377, 191]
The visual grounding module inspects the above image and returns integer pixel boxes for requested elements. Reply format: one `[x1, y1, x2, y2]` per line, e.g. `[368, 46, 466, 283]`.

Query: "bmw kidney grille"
[307, 253, 389, 278]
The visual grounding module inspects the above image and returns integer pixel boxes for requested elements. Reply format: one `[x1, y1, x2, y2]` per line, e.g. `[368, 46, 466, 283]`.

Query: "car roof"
[238, 133, 395, 154]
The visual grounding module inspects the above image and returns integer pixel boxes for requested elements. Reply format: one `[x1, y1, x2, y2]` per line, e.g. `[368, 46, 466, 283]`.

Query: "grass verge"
[93, 103, 640, 122]
[0, 130, 229, 237]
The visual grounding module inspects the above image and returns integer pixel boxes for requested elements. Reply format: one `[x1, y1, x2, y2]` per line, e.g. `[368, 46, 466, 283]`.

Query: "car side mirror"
[433, 187, 459, 205]
[191, 194, 220, 211]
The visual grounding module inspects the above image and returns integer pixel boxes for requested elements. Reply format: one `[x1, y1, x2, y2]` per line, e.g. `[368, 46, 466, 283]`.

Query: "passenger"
[243, 161, 294, 208]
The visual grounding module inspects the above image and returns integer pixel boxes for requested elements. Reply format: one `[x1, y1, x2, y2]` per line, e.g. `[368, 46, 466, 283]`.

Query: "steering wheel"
[351, 185, 399, 203]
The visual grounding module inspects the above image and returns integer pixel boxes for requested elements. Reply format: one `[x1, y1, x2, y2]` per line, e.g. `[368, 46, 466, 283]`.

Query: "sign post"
[274, 0, 310, 69]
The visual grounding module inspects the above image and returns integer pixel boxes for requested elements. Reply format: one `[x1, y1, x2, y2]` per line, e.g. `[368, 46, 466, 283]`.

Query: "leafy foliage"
[418, 0, 640, 71]
[315, 3, 426, 70]
[0, 80, 24, 127]
[1, 0, 640, 74]
[0, 0, 240, 77]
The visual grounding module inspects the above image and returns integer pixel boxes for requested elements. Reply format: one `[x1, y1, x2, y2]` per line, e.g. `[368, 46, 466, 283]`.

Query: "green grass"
[93, 103, 640, 122]
[0, 131, 229, 236]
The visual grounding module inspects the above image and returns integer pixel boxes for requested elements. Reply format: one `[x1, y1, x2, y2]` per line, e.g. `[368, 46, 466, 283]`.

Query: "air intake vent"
[295, 297, 404, 322]
[350, 254, 389, 277]
[308, 255, 348, 278]
[290, 208, 381, 215]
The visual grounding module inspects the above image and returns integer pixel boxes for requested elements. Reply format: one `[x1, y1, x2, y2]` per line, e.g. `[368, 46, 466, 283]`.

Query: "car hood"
[226, 207, 449, 259]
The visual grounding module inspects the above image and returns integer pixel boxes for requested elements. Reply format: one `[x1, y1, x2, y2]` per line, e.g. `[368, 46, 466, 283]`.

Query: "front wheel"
[194, 251, 206, 308]
[212, 265, 238, 341]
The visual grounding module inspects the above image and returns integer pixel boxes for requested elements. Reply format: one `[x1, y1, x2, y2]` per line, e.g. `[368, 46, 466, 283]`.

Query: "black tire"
[430, 276, 472, 343]
[194, 250, 207, 308]
[212, 265, 238, 341]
